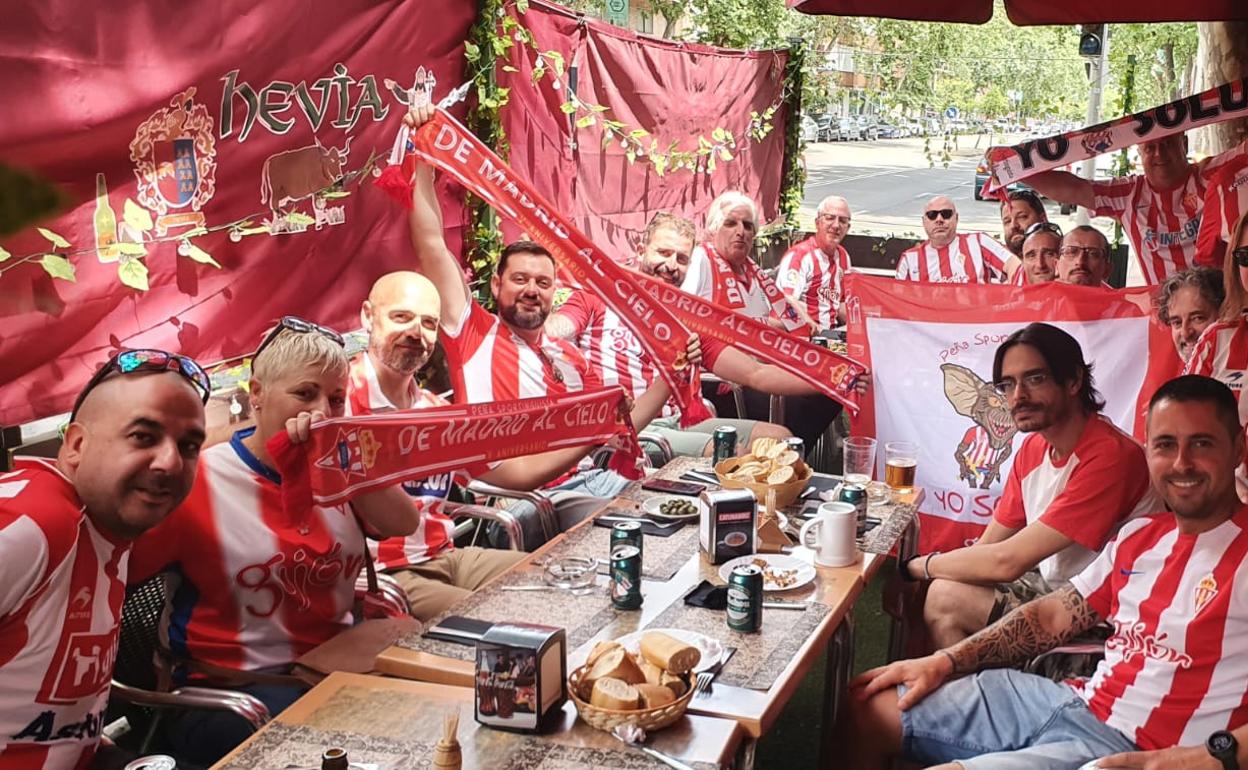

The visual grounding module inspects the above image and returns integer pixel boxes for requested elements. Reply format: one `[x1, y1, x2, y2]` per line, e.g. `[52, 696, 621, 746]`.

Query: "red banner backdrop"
[498, 0, 790, 263]
[0, 0, 474, 425]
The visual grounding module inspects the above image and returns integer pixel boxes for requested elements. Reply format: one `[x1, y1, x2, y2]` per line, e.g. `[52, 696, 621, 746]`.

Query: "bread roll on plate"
[639, 631, 701, 674]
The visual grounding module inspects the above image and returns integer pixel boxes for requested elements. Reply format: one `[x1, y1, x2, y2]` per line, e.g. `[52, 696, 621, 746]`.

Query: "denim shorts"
[899, 668, 1137, 770]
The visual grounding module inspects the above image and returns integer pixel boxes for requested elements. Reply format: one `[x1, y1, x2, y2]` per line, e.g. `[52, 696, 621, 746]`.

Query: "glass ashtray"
[543, 557, 599, 589]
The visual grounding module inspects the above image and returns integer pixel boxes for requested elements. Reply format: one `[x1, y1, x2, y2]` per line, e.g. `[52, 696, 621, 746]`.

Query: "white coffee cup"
[798, 502, 858, 567]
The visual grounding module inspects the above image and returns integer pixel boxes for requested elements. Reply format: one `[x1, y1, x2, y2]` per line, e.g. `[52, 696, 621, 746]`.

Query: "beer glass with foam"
[884, 441, 918, 494]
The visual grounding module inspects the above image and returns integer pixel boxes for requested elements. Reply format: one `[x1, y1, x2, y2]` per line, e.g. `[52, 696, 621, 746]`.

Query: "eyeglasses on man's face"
[924, 209, 955, 221]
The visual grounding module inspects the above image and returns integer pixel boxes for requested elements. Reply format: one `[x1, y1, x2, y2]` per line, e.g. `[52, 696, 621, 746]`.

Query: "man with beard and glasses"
[846, 375, 1248, 770]
[777, 195, 854, 330]
[548, 212, 842, 458]
[402, 104, 680, 540]
[900, 323, 1161, 647]
[1, 351, 207, 770]
[896, 196, 1019, 283]
[349, 271, 647, 618]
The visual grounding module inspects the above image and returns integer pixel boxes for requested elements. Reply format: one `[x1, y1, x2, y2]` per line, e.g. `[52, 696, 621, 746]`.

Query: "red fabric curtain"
[0, 0, 474, 425]
[789, 0, 1248, 23]
[498, 0, 790, 264]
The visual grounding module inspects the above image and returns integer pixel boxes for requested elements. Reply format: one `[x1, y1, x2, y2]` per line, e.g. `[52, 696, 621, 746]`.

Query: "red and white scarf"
[703, 241, 807, 332]
[269, 387, 640, 513]
[388, 109, 710, 428]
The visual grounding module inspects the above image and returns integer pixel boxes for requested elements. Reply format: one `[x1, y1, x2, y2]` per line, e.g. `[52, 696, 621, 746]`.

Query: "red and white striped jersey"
[682, 243, 774, 320]
[894, 233, 1014, 284]
[776, 237, 851, 328]
[1195, 147, 1248, 268]
[1184, 318, 1248, 426]
[1070, 507, 1248, 750]
[441, 299, 598, 403]
[555, 289, 725, 406]
[346, 354, 461, 570]
[1092, 141, 1248, 285]
[129, 435, 365, 674]
[0, 458, 126, 770]
[993, 414, 1162, 585]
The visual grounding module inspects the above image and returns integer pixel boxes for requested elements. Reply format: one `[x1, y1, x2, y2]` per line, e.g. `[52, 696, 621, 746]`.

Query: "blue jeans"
[899, 668, 1137, 770]
[493, 469, 632, 549]
[166, 680, 307, 767]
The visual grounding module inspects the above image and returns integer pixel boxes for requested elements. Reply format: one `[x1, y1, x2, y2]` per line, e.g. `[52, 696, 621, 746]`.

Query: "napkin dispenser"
[474, 622, 566, 733]
[699, 488, 757, 565]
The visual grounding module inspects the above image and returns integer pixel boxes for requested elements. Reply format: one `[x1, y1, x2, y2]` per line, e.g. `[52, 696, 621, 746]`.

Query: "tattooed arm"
[852, 586, 1103, 710]
[945, 585, 1103, 673]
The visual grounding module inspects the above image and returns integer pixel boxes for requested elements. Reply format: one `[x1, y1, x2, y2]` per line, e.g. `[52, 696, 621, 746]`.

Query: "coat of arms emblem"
[129, 87, 217, 235]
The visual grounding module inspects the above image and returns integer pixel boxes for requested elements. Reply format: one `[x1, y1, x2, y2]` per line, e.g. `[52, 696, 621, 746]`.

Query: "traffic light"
[1079, 24, 1105, 57]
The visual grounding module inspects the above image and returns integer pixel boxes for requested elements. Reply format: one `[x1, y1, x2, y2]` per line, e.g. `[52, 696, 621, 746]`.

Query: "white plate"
[642, 495, 702, 521]
[609, 628, 725, 674]
[718, 554, 817, 592]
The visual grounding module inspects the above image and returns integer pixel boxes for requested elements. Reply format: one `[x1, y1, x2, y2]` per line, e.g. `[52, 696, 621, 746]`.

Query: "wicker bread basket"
[568, 665, 693, 732]
[714, 457, 812, 509]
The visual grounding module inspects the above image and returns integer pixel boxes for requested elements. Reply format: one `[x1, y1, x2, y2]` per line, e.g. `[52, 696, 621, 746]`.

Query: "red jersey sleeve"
[1091, 176, 1139, 219]
[441, 299, 496, 354]
[992, 449, 1028, 530]
[1183, 323, 1224, 376]
[1069, 516, 1156, 617]
[700, 336, 727, 371]
[553, 290, 593, 337]
[127, 495, 191, 585]
[1037, 436, 1151, 551]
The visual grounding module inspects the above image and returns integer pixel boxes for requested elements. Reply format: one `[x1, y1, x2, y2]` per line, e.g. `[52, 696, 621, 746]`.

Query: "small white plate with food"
[641, 495, 702, 521]
[718, 554, 817, 592]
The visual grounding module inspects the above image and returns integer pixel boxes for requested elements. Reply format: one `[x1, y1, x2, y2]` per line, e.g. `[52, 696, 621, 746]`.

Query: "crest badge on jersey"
[1194, 573, 1218, 614]
[316, 427, 381, 481]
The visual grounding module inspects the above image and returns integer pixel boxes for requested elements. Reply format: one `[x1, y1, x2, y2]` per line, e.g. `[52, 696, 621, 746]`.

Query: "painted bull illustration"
[259, 137, 352, 213]
[941, 363, 1018, 489]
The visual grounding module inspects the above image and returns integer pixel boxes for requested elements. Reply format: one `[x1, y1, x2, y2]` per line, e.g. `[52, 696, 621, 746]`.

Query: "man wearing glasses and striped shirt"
[896, 196, 1020, 284]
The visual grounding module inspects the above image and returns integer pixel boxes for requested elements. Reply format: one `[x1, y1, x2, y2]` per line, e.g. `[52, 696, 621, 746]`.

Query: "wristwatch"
[1207, 730, 1239, 770]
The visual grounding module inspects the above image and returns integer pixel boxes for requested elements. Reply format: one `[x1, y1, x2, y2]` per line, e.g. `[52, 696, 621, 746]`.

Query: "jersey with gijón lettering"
[441, 299, 598, 403]
[1184, 318, 1248, 427]
[128, 433, 365, 675]
[1092, 141, 1248, 285]
[0, 458, 127, 770]
[993, 414, 1161, 586]
[555, 289, 725, 409]
[1070, 507, 1248, 750]
[894, 233, 1014, 283]
[776, 237, 851, 329]
[346, 354, 462, 570]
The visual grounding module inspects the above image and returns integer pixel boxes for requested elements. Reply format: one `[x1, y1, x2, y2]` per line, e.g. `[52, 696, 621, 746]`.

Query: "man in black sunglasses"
[896, 196, 1019, 284]
[0, 353, 206, 768]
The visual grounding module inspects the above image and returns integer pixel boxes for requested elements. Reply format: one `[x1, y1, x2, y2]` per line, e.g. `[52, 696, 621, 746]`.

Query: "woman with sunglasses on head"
[127, 318, 421, 766]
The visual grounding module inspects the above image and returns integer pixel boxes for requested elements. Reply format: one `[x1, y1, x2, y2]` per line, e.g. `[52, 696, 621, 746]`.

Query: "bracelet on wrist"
[923, 551, 940, 581]
[939, 649, 959, 675]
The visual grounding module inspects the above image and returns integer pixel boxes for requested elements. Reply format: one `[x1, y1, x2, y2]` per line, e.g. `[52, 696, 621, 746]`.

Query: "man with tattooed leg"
[847, 375, 1248, 770]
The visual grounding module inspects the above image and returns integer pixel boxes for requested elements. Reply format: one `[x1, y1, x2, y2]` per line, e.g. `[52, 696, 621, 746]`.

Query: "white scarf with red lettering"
[269, 387, 640, 513]
[986, 78, 1248, 196]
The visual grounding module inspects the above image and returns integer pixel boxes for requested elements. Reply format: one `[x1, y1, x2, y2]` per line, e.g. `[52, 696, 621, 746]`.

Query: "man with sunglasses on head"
[1056, 226, 1114, 288]
[1027, 132, 1248, 285]
[1017, 222, 1062, 285]
[896, 196, 1020, 284]
[127, 320, 423, 766]
[0, 350, 208, 769]
[899, 324, 1160, 647]
[777, 195, 854, 330]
